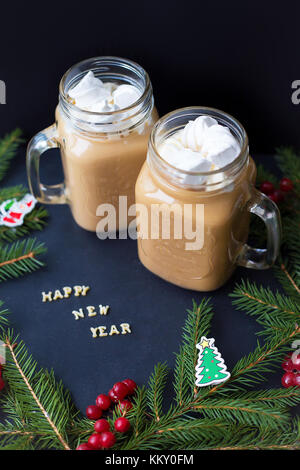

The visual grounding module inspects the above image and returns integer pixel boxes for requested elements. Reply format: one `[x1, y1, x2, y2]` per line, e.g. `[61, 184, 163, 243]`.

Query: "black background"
[0, 1, 299, 421]
[0, 0, 300, 152]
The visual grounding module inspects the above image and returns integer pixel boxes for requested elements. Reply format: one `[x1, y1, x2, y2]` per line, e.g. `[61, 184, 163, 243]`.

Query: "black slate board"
[0, 149, 287, 413]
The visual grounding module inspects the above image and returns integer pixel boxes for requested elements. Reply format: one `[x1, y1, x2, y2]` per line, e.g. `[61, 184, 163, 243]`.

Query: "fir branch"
[0, 185, 49, 242]
[228, 387, 300, 407]
[0, 301, 9, 333]
[0, 185, 27, 202]
[274, 258, 300, 301]
[173, 346, 190, 406]
[193, 397, 290, 429]
[0, 207, 48, 242]
[173, 299, 213, 402]
[276, 147, 300, 193]
[0, 332, 71, 450]
[154, 418, 230, 450]
[0, 129, 23, 182]
[147, 362, 169, 422]
[207, 324, 300, 393]
[211, 419, 300, 450]
[0, 238, 46, 282]
[230, 279, 300, 324]
[130, 386, 148, 438]
[256, 163, 278, 187]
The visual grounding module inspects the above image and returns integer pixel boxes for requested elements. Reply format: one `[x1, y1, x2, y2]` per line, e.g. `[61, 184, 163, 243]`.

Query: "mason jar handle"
[237, 188, 282, 269]
[26, 124, 67, 204]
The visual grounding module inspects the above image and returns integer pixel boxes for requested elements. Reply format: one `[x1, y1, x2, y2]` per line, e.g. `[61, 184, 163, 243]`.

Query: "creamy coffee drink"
[57, 72, 157, 231]
[135, 108, 281, 291]
[27, 57, 158, 231]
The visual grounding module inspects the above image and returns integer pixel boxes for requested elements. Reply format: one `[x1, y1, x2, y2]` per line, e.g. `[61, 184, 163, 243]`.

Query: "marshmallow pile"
[158, 116, 241, 180]
[68, 71, 142, 114]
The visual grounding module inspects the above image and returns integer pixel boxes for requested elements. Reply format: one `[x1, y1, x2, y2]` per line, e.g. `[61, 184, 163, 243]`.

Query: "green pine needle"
[0, 185, 28, 202]
[0, 207, 49, 242]
[0, 185, 49, 242]
[230, 279, 300, 327]
[147, 362, 169, 421]
[0, 331, 73, 450]
[256, 163, 278, 187]
[0, 238, 46, 282]
[0, 129, 24, 182]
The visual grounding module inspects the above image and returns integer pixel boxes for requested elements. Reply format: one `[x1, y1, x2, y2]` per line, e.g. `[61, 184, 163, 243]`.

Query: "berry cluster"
[77, 378, 137, 450]
[260, 177, 293, 204]
[0, 364, 5, 392]
[281, 353, 300, 388]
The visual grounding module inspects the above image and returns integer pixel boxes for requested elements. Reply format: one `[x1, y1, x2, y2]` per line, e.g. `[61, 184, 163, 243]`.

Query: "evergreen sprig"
[147, 363, 169, 421]
[0, 330, 75, 450]
[0, 207, 49, 242]
[0, 238, 46, 282]
[0, 129, 23, 182]
[0, 184, 49, 242]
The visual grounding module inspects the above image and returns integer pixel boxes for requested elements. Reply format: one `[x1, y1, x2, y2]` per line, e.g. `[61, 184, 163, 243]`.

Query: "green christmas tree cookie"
[195, 336, 231, 387]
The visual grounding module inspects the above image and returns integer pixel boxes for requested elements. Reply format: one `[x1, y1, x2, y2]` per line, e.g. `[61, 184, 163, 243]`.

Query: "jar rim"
[59, 56, 152, 117]
[149, 106, 249, 178]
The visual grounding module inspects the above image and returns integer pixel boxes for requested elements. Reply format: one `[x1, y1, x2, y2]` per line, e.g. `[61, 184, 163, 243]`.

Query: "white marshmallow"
[202, 124, 240, 167]
[159, 144, 212, 184]
[68, 71, 110, 109]
[157, 115, 241, 185]
[67, 72, 144, 132]
[181, 116, 217, 151]
[112, 84, 142, 109]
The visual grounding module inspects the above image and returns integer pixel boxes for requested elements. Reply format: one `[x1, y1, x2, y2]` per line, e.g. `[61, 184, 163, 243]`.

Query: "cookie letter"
[81, 286, 90, 296]
[99, 326, 108, 337]
[90, 327, 99, 338]
[120, 323, 131, 335]
[99, 305, 110, 315]
[53, 290, 64, 301]
[72, 308, 85, 320]
[73, 286, 82, 297]
[42, 291, 52, 303]
[109, 324, 120, 336]
[63, 286, 72, 298]
[87, 306, 96, 317]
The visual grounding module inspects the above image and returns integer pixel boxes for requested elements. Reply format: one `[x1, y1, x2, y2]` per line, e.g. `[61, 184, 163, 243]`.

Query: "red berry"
[96, 394, 111, 410]
[114, 417, 131, 433]
[122, 379, 137, 395]
[86, 405, 102, 420]
[0, 377, 5, 391]
[113, 382, 129, 400]
[88, 433, 104, 450]
[269, 190, 284, 204]
[108, 388, 119, 403]
[118, 400, 133, 412]
[99, 431, 116, 449]
[76, 443, 92, 450]
[291, 353, 300, 371]
[94, 419, 110, 433]
[282, 356, 294, 372]
[260, 181, 275, 195]
[280, 177, 293, 192]
[293, 374, 300, 387]
[281, 372, 295, 388]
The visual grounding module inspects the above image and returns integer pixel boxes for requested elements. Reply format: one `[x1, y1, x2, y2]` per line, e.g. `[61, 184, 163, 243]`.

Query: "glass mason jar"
[135, 107, 281, 291]
[26, 56, 158, 231]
